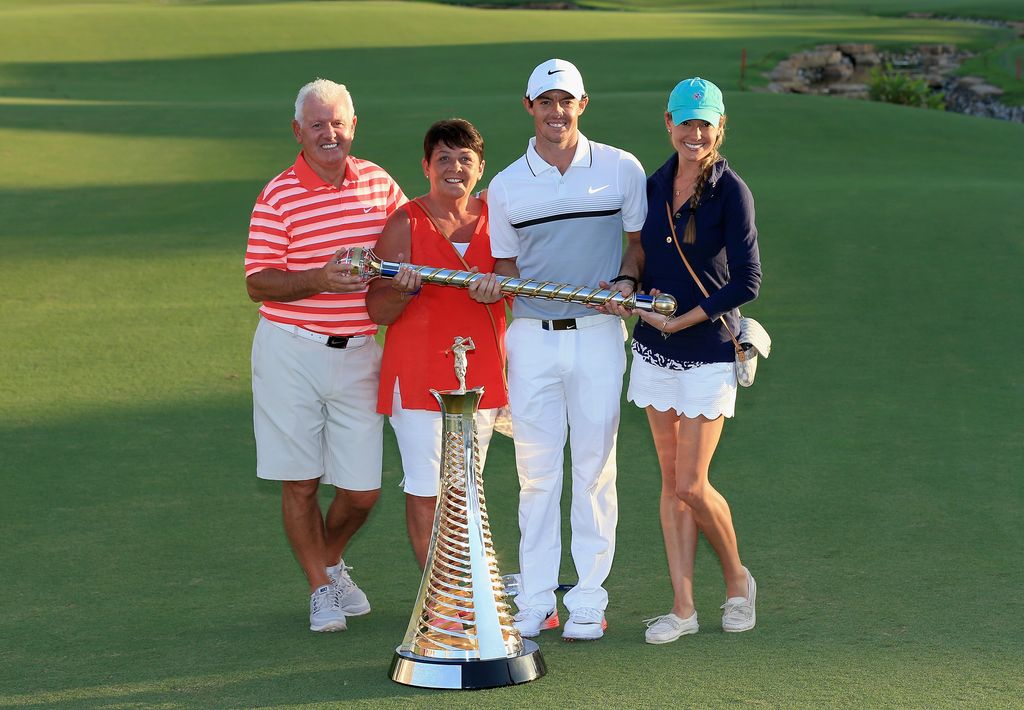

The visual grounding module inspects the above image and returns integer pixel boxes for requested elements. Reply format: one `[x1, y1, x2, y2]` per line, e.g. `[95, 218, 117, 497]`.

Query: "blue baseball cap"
[667, 77, 725, 125]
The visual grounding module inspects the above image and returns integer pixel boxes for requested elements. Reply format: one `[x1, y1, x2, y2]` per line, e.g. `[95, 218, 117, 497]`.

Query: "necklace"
[673, 173, 694, 197]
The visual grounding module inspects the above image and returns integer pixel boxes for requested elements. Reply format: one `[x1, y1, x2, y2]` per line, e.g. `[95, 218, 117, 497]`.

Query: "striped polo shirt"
[245, 152, 406, 336]
[488, 134, 647, 320]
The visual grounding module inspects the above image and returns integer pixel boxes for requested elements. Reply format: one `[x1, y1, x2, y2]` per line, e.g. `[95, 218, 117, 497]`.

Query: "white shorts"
[389, 383, 498, 497]
[252, 318, 383, 489]
[627, 354, 737, 419]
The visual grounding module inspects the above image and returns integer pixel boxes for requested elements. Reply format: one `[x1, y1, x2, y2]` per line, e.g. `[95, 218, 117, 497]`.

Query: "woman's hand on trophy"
[467, 268, 503, 304]
[635, 289, 674, 334]
[391, 260, 422, 298]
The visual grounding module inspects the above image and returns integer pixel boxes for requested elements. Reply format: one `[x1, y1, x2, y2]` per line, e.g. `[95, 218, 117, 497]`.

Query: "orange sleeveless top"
[377, 201, 507, 414]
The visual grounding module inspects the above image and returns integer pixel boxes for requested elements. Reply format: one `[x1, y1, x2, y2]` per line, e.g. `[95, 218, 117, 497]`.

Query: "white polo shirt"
[488, 134, 647, 320]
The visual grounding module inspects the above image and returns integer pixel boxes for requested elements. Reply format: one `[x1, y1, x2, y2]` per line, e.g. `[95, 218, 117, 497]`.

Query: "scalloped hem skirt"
[627, 356, 736, 419]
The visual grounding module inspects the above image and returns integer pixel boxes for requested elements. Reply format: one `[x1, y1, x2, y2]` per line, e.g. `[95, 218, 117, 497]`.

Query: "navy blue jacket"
[633, 155, 761, 364]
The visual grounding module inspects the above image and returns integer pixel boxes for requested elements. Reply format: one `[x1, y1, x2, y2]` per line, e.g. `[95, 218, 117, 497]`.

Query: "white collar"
[525, 133, 593, 176]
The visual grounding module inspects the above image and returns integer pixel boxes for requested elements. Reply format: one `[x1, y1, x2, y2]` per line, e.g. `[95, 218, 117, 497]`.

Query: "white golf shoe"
[644, 611, 699, 644]
[721, 567, 757, 632]
[327, 559, 371, 616]
[309, 584, 347, 632]
[513, 607, 560, 638]
[561, 607, 607, 641]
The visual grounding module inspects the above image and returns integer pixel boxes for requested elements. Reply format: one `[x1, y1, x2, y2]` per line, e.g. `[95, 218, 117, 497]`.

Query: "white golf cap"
[525, 58, 586, 101]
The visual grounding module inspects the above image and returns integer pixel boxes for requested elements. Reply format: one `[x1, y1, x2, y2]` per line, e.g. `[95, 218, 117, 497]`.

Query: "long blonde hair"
[682, 115, 727, 244]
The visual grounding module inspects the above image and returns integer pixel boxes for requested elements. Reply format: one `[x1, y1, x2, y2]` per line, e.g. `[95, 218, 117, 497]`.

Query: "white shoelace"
[569, 607, 603, 624]
[643, 614, 676, 628]
[310, 587, 331, 613]
[336, 564, 357, 592]
[721, 600, 752, 619]
[514, 607, 548, 622]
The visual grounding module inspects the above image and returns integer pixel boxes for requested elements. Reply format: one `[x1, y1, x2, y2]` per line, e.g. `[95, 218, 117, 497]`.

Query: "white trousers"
[506, 315, 627, 613]
[389, 383, 499, 497]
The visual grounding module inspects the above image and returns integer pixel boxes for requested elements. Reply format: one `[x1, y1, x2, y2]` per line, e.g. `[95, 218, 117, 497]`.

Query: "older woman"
[366, 118, 505, 568]
[610, 78, 762, 643]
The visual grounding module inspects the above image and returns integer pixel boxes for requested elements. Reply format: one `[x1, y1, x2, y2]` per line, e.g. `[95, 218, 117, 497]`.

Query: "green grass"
[434, 0, 1023, 22]
[1, 1, 1022, 708]
[959, 39, 1024, 105]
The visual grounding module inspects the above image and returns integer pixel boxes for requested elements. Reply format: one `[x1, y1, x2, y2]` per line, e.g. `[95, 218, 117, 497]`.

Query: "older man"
[487, 59, 647, 641]
[245, 78, 405, 632]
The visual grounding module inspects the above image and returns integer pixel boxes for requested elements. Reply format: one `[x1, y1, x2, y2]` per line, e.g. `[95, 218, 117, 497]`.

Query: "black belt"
[540, 318, 578, 331]
[326, 336, 355, 349]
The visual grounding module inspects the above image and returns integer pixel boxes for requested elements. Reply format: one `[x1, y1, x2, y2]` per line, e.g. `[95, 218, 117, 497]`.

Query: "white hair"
[294, 78, 354, 123]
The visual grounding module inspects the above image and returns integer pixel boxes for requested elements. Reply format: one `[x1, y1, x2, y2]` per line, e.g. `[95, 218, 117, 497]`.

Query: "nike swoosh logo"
[362, 206, 373, 213]
[547, 69, 564, 75]
[588, 185, 610, 194]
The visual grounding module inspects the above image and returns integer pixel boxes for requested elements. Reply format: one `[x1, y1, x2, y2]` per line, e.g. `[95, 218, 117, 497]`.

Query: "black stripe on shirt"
[512, 207, 621, 230]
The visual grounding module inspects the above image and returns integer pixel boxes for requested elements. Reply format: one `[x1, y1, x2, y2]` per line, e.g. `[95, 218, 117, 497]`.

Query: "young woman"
[611, 78, 762, 643]
[366, 119, 505, 568]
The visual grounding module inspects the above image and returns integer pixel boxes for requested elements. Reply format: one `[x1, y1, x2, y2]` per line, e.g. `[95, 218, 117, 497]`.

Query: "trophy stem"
[389, 386, 545, 690]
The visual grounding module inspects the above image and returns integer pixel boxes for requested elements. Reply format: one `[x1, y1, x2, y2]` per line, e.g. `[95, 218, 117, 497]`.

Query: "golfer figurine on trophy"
[448, 336, 475, 393]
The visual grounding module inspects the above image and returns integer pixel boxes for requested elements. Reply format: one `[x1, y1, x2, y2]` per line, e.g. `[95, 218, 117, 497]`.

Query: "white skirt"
[627, 354, 736, 419]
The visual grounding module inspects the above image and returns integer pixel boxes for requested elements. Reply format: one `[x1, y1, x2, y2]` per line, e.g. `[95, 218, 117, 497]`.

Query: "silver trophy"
[389, 338, 545, 690]
[338, 246, 677, 316]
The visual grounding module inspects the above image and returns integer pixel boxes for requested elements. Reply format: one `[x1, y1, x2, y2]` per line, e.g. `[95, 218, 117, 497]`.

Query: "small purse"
[664, 203, 770, 387]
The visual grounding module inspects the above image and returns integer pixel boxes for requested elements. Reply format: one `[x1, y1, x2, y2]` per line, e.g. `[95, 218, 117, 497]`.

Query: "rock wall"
[764, 43, 1022, 123]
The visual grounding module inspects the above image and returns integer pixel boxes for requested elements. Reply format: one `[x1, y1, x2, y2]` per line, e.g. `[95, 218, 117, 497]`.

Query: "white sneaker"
[513, 607, 560, 638]
[721, 567, 757, 632]
[309, 584, 347, 632]
[562, 607, 607, 641]
[327, 559, 371, 616]
[644, 612, 699, 644]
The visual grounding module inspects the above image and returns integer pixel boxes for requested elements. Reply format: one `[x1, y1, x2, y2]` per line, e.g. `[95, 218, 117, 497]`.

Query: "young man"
[487, 59, 647, 641]
[245, 78, 405, 632]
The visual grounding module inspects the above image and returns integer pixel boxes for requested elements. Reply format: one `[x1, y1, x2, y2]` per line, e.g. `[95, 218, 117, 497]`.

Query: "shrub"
[868, 64, 945, 110]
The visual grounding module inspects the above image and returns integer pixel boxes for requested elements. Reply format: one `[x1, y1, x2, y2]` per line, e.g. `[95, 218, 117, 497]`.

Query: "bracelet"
[610, 274, 639, 289]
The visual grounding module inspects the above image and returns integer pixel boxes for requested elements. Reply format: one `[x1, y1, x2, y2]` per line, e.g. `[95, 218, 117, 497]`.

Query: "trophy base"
[389, 640, 546, 690]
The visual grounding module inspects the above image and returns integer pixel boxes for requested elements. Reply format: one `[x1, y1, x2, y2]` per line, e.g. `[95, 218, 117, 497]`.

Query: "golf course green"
[1, 1, 1021, 707]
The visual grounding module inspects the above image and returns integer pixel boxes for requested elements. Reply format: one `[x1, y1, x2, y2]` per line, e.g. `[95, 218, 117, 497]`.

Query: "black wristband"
[610, 274, 639, 289]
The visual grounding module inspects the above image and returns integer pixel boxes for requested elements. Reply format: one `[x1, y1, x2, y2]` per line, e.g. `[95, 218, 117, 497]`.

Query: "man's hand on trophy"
[391, 258, 422, 298]
[466, 267, 502, 304]
[593, 278, 636, 317]
[320, 249, 367, 293]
